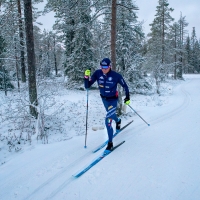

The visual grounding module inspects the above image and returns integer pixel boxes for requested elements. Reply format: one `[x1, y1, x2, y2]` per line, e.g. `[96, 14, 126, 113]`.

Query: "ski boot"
[104, 142, 113, 154]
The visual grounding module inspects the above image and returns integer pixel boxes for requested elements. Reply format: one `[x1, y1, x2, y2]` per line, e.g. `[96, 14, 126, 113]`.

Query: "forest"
[0, 0, 200, 147]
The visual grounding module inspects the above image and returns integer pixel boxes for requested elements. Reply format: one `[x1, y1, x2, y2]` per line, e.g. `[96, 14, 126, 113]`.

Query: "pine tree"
[24, 0, 38, 118]
[147, 0, 174, 94]
[45, 0, 94, 87]
[116, 0, 145, 92]
[169, 22, 179, 79]
[185, 35, 192, 73]
[193, 40, 200, 73]
[0, 34, 14, 94]
[116, 0, 143, 71]
[0, 1, 21, 77]
[65, 0, 94, 87]
[148, 0, 174, 64]
[92, 20, 109, 65]
[190, 27, 199, 73]
[17, 0, 26, 82]
[176, 14, 188, 79]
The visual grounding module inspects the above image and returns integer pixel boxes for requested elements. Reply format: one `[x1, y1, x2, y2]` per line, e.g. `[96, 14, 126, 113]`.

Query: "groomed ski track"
[0, 75, 200, 200]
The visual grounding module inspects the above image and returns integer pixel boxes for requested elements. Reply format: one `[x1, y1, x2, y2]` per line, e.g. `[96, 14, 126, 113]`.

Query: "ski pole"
[84, 88, 89, 148]
[128, 105, 150, 126]
[84, 68, 91, 148]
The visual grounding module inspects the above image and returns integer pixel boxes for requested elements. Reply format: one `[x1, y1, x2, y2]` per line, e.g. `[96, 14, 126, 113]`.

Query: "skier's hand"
[84, 69, 91, 78]
[124, 96, 130, 105]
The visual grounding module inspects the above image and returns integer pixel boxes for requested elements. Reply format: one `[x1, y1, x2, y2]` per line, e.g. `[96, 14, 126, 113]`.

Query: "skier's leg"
[105, 99, 118, 122]
[102, 99, 119, 142]
[105, 118, 113, 142]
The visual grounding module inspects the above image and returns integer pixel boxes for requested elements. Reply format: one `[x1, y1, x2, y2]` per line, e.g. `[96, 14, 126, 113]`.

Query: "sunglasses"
[101, 65, 110, 69]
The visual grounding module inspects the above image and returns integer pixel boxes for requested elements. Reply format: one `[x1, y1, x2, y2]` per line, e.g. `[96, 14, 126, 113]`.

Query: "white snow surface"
[0, 74, 200, 200]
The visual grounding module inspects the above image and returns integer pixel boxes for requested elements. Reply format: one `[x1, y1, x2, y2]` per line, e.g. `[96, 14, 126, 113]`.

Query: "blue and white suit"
[85, 69, 129, 142]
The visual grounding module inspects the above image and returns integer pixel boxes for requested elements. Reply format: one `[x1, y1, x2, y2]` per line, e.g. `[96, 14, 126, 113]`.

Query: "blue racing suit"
[84, 69, 129, 142]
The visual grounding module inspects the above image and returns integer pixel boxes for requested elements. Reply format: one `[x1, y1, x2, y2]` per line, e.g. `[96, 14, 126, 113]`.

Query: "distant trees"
[148, 0, 174, 65]
[190, 28, 200, 73]
[0, 0, 200, 108]
[176, 14, 188, 79]
[0, 0, 200, 147]
[143, 0, 200, 95]
[168, 14, 188, 79]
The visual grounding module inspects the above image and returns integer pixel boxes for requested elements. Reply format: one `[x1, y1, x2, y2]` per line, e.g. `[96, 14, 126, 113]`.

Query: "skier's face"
[101, 66, 111, 74]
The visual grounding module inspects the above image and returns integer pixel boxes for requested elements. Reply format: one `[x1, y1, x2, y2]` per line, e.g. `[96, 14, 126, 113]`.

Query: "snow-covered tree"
[45, 0, 94, 88]
[168, 22, 179, 79]
[115, 0, 151, 97]
[146, 0, 174, 93]
[176, 14, 188, 79]
[190, 27, 200, 73]
[148, 0, 174, 64]
[116, 0, 143, 72]
[184, 35, 193, 73]
[0, 34, 14, 94]
[65, 0, 94, 87]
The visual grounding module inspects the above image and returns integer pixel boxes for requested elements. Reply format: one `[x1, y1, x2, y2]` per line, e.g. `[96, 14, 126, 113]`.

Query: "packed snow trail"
[0, 75, 200, 200]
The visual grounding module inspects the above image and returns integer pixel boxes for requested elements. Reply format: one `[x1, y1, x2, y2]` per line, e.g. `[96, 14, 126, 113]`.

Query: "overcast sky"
[136, 0, 200, 38]
[36, 0, 200, 38]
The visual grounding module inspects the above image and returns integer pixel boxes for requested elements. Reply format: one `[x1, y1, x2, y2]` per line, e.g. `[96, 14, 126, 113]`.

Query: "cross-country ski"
[92, 120, 133, 153]
[73, 141, 125, 178]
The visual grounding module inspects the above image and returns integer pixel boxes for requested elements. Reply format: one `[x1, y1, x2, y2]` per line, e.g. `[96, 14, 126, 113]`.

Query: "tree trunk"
[53, 35, 58, 75]
[174, 25, 177, 79]
[178, 16, 183, 79]
[23, 0, 38, 118]
[111, 0, 117, 71]
[17, 0, 26, 82]
[14, 38, 20, 92]
[161, 2, 165, 64]
[3, 66, 7, 96]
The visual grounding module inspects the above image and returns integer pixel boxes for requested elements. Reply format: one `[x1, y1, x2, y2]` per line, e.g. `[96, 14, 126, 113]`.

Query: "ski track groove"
[44, 177, 75, 200]
[25, 139, 127, 199]
[25, 79, 193, 200]
[149, 83, 191, 127]
[24, 150, 92, 200]
[124, 82, 191, 142]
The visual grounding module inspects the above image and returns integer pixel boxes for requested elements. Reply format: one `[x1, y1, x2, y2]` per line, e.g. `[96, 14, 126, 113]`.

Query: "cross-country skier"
[84, 58, 130, 151]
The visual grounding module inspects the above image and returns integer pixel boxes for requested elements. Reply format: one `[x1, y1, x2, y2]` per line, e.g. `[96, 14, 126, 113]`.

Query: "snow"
[0, 74, 200, 200]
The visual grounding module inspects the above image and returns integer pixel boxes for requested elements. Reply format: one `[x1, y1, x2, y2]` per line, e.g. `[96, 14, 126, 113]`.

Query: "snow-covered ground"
[0, 74, 200, 200]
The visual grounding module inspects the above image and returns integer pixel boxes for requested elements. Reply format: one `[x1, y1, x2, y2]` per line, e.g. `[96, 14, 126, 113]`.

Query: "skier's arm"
[118, 75, 130, 105]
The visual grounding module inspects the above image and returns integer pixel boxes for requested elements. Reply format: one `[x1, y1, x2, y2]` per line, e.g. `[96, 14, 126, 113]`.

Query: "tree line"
[0, 0, 200, 119]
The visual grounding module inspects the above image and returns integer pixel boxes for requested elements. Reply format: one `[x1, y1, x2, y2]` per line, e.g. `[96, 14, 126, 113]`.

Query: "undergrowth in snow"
[0, 76, 181, 165]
